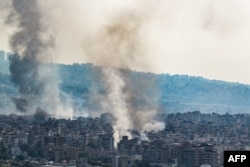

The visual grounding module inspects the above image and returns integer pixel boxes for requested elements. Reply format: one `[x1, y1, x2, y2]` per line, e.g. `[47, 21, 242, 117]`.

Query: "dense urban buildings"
[1, 111, 250, 167]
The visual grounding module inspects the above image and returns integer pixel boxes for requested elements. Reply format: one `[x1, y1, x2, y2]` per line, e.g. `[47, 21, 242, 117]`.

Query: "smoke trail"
[5, 0, 73, 118]
[83, 9, 165, 148]
[104, 68, 133, 145]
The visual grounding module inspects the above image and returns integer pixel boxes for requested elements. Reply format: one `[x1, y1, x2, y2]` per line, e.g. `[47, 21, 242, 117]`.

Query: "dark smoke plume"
[5, 0, 67, 116]
[33, 107, 48, 121]
[6, 0, 49, 113]
[9, 54, 44, 112]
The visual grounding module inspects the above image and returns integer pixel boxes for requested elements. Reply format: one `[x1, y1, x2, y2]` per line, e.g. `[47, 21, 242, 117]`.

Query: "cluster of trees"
[19, 141, 44, 159]
[0, 146, 10, 160]
[0, 141, 44, 161]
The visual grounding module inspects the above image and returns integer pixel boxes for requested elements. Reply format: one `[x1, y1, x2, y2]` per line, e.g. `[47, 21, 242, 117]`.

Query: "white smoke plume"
[103, 68, 133, 145]
[140, 132, 149, 142]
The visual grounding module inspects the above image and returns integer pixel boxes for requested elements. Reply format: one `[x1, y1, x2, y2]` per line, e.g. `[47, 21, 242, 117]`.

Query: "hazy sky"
[1, 0, 250, 84]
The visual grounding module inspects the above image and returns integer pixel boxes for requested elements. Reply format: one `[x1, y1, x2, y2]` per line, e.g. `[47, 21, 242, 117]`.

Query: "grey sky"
[1, 0, 250, 84]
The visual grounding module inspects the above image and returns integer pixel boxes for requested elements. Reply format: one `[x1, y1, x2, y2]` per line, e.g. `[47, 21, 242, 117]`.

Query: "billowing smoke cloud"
[83, 10, 150, 70]
[5, 0, 73, 118]
[82, 9, 165, 147]
[36, 0, 165, 147]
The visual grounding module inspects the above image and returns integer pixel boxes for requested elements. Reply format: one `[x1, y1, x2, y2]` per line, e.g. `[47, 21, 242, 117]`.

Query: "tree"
[21, 141, 44, 158]
[0, 146, 10, 160]
[16, 154, 25, 161]
[134, 160, 150, 167]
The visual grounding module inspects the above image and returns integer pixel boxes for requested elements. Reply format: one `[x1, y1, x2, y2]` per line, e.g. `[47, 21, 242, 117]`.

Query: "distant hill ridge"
[1, 63, 250, 114]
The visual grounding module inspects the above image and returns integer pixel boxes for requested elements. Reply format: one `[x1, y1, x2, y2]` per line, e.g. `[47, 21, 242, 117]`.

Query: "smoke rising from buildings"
[4, 0, 73, 118]
[103, 68, 133, 143]
[83, 9, 165, 147]
[1, 0, 166, 147]
[33, 107, 49, 121]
